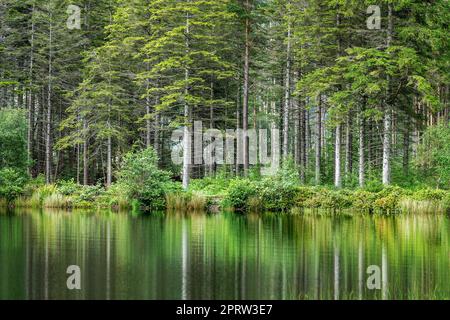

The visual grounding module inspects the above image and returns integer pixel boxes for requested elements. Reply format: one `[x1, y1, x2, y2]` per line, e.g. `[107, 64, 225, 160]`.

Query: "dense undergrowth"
[1, 148, 449, 215]
[1, 173, 449, 216]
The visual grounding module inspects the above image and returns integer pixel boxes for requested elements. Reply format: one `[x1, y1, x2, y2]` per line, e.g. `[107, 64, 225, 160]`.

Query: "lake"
[0, 209, 449, 300]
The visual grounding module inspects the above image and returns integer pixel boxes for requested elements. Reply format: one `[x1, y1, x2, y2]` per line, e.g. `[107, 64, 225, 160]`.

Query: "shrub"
[412, 188, 447, 201]
[443, 194, 450, 212]
[352, 190, 377, 212]
[57, 179, 82, 196]
[294, 187, 319, 208]
[372, 186, 409, 213]
[73, 185, 104, 203]
[303, 189, 352, 210]
[222, 179, 257, 211]
[116, 147, 180, 210]
[99, 183, 131, 210]
[256, 178, 298, 212]
[0, 168, 27, 202]
[189, 177, 231, 196]
[247, 196, 263, 212]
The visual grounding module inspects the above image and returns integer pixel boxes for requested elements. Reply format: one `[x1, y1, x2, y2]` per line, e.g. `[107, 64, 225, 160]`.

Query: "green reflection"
[0, 209, 449, 300]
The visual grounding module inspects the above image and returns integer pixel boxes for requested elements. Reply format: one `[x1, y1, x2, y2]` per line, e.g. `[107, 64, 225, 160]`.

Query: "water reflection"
[0, 210, 449, 300]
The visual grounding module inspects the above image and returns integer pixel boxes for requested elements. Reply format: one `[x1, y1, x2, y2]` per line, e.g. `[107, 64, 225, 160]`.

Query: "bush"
[57, 179, 82, 196]
[443, 194, 450, 212]
[222, 179, 257, 211]
[0, 168, 27, 202]
[352, 190, 377, 212]
[303, 189, 352, 210]
[372, 186, 408, 212]
[99, 183, 131, 210]
[189, 177, 231, 196]
[412, 188, 447, 201]
[257, 178, 298, 212]
[116, 147, 180, 210]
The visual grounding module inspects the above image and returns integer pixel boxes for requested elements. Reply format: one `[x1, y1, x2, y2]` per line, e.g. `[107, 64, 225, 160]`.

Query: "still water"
[0, 209, 449, 300]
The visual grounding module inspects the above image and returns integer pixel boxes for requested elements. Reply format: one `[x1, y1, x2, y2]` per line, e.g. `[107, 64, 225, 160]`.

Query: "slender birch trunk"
[334, 124, 342, 188]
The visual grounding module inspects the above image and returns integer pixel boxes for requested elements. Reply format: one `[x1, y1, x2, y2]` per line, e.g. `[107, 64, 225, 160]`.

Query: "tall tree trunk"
[45, 11, 53, 184]
[299, 99, 306, 183]
[182, 7, 191, 189]
[358, 108, 365, 187]
[83, 119, 88, 185]
[242, 0, 251, 176]
[315, 96, 322, 185]
[283, 16, 291, 159]
[154, 105, 160, 157]
[145, 81, 151, 149]
[236, 79, 241, 176]
[209, 79, 214, 176]
[271, 78, 277, 172]
[382, 3, 393, 186]
[403, 120, 410, 176]
[334, 124, 342, 188]
[334, 12, 342, 188]
[107, 132, 112, 187]
[345, 115, 353, 179]
[27, 4, 35, 177]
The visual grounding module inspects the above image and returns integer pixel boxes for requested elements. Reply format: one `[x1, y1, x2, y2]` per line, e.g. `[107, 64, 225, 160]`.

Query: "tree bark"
[182, 6, 191, 189]
[45, 11, 53, 184]
[382, 3, 393, 186]
[345, 115, 353, 178]
[403, 120, 410, 176]
[83, 119, 88, 185]
[106, 129, 112, 187]
[358, 110, 365, 187]
[283, 16, 291, 159]
[334, 124, 342, 188]
[145, 80, 151, 149]
[27, 4, 35, 177]
[242, 0, 251, 176]
[315, 96, 322, 185]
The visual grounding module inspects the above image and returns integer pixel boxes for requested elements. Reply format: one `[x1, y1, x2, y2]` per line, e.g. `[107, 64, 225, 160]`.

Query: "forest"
[0, 0, 449, 213]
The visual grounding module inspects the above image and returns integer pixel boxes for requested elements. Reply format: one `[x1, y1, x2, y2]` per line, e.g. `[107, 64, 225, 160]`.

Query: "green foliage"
[256, 178, 298, 212]
[303, 188, 352, 211]
[416, 123, 450, 189]
[189, 177, 231, 196]
[116, 147, 180, 210]
[56, 179, 82, 196]
[222, 179, 257, 211]
[0, 168, 27, 202]
[0, 109, 28, 172]
[412, 188, 447, 201]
